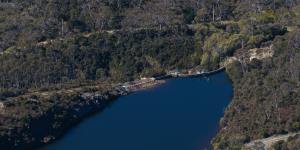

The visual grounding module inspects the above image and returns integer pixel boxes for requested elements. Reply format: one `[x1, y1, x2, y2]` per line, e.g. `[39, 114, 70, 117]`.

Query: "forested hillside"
[0, 0, 293, 97]
[1, 0, 300, 149]
[213, 30, 300, 149]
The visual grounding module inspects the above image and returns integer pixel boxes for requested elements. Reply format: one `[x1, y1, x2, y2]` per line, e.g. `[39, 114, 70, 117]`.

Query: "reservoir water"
[43, 72, 232, 150]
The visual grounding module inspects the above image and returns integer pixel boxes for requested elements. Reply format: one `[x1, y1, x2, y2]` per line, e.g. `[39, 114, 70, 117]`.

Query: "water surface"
[43, 72, 232, 150]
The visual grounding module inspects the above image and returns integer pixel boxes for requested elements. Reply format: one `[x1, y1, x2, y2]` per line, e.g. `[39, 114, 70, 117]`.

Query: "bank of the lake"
[42, 71, 232, 150]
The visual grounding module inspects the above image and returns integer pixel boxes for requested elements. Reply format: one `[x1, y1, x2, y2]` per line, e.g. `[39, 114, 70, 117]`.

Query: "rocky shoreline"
[0, 67, 225, 150]
[0, 88, 122, 150]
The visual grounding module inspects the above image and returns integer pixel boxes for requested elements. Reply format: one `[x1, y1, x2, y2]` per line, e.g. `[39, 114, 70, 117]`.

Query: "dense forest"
[1, 0, 300, 149]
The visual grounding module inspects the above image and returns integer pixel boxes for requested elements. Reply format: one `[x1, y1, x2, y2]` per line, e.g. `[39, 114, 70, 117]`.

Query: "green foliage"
[226, 61, 243, 81]
[272, 140, 288, 150]
[96, 68, 106, 79]
[217, 33, 247, 55]
[213, 134, 249, 150]
[290, 122, 300, 132]
[183, 7, 196, 24]
[201, 52, 210, 66]
[255, 10, 278, 24]
[211, 50, 220, 63]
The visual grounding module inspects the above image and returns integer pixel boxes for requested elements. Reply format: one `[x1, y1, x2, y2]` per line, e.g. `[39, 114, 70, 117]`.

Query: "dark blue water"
[43, 72, 232, 150]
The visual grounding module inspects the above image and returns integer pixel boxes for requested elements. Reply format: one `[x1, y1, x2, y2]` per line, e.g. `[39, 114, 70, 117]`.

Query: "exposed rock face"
[222, 45, 274, 67]
[249, 45, 274, 61]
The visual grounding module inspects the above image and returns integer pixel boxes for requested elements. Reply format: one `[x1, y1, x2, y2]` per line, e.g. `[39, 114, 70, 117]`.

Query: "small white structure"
[168, 70, 180, 77]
